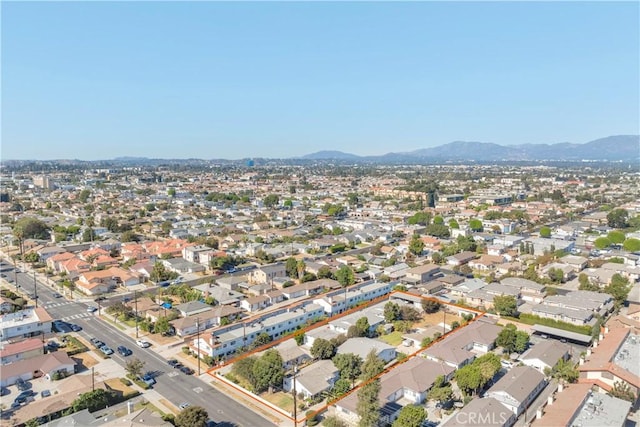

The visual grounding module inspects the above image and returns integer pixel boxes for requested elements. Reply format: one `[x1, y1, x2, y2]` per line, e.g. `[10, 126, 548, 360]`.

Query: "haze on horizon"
[2, 2, 639, 161]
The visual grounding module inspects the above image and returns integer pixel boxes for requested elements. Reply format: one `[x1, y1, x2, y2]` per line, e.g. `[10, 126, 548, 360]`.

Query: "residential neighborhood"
[0, 162, 639, 427]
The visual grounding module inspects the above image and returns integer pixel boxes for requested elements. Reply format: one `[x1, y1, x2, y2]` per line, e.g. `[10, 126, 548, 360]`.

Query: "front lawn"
[379, 331, 404, 346]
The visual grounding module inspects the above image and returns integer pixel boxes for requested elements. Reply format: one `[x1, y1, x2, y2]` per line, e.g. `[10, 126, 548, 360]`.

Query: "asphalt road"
[1, 261, 274, 427]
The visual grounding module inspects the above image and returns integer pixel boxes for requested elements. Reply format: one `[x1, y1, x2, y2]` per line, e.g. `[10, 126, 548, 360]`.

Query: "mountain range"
[301, 135, 640, 162]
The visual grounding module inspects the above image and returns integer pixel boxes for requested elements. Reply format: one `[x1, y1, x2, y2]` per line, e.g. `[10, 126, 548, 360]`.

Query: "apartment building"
[0, 308, 53, 341]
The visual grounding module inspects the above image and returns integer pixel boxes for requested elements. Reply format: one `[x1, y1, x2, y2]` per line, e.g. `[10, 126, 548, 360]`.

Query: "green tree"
[175, 405, 209, 427]
[252, 349, 284, 393]
[24, 252, 40, 263]
[383, 302, 401, 322]
[336, 265, 355, 287]
[427, 375, 453, 404]
[623, 238, 640, 252]
[449, 219, 460, 229]
[263, 194, 280, 208]
[285, 257, 298, 278]
[493, 295, 518, 317]
[154, 316, 171, 335]
[425, 223, 450, 238]
[469, 218, 483, 232]
[548, 358, 579, 384]
[356, 380, 380, 427]
[360, 350, 385, 381]
[322, 416, 348, 427]
[548, 268, 564, 284]
[332, 353, 363, 384]
[594, 237, 612, 250]
[310, 338, 336, 360]
[407, 212, 432, 226]
[455, 364, 483, 395]
[409, 234, 425, 255]
[331, 378, 352, 398]
[421, 299, 441, 314]
[578, 273, 599, 291]
[125, 357, 145, 378]
[78, 189, 92, 203]
[540, 226, 552, 238]
[251, 332, 273, 349]
[608, 381, 636, 402]
[607, 230, 626, 245]
[604, 273, 631, 308]
[392, 404, 426, 427]
[71, 389, 114, 412]
[150, 261, 178, 283]
[607, 209, 629, 228]
[317, 265, 334, 279]
[231, 356, 258, 389]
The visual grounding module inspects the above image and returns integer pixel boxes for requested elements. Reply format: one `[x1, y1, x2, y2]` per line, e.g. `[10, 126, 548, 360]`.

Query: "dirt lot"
[104, 378, 135, 395]
[414, 310, 463, 329]
[71, 352, 99, 370]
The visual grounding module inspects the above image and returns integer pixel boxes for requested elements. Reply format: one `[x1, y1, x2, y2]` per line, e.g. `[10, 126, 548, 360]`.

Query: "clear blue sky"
[2, 1, 639, 160]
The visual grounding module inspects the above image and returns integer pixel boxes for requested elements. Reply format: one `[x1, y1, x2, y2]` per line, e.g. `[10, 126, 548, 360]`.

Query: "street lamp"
[134, 290, 139, 338]
[33, 271, 38, 308]
[196, 317, 201, 376]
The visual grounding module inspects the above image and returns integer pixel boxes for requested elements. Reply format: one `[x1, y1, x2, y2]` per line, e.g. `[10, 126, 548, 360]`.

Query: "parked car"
[15, 379, 30, 391]
[52, 292, 62, 298]
[117, 346, 132, 357]
[100, 346, 114, 356]
[178, 402, 190, 410]
[94, 296, 106, 302]
[167, 359, 180, 367]
[41, 389, 51, 398]
[136, 339, 151, 348]
[70, 324, 82, 332]
[174, 363, 184, 370]
[93, 340, 105, 348]
[180, 366, 194, 375]
[1, 387, 8, 396]
[53, 321, 72, 333]
[140, 373, 156, 387]
[86, 306, 98, 313]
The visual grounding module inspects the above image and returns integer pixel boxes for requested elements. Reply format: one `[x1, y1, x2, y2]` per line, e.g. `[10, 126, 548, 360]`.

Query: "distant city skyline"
[2, 2, 639, 161]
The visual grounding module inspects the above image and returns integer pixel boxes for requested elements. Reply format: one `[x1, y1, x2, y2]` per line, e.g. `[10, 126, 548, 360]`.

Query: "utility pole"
[134, 290, 139, 338]
[12, 257, 18, 292]
[292, 365, 298, 427]
[196, 317, 201, 376]
[33, 270, 38, 308]
[91, 367, 95, 391]
[443, 307, 446, 336]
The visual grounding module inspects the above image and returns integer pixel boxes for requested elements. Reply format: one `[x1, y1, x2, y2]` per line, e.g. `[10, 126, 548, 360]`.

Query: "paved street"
[1, 259, 276, 427]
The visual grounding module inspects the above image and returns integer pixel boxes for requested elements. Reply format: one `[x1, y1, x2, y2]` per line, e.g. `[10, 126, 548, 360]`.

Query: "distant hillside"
[300, 135, 639, 162]
[301, 150, 361, 160]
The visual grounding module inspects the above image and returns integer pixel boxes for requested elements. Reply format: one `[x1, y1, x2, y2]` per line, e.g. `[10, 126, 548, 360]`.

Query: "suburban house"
[248, 264, 287, 285]
[283, 359, 339, 399]
[75, 267, 140, 295]
[422, 319, 502, 369]
[170, 305, 243, 337]
[484, 365, 547, 416]
[240, 295, 271, 313]
[446, 251, 477, 267]
[0, 308, 53, 341]
[518, 340, 571, 373]
[403, 264, 441, 285]
[0, 351, 76, 387]
[272, 340, 312, 371]
[334, 357, 455, 426]
[441, 397, 516, 427]
[175, 301, 212, 317]
[313, 280, 394, 316]
[336, 338, 396, 363]
[0, 338, 45, 365]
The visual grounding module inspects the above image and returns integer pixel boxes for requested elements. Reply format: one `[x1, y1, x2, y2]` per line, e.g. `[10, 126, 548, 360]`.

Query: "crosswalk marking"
[193, 387, 203, 393]
[60, 313, 92, 321]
